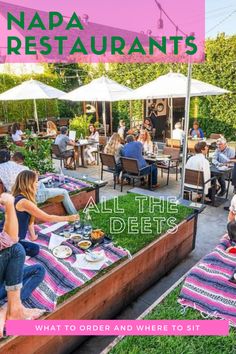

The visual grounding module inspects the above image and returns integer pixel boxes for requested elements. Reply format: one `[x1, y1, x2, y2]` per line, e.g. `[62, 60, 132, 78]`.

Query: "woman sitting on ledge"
[0, 193, 45, 335]
[0, 170, 79, 258]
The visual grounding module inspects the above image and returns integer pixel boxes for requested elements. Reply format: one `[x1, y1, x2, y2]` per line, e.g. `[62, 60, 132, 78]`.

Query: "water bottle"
[80, 133, 83, 142]
[58, 167, 65, 184]
[153, 142, 158, 155]
[31, 126, 34, 135]
[83, 208, 92, 237]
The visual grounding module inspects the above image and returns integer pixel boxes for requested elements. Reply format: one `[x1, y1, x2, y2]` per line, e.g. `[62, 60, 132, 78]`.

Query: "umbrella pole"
[179, 62, 192, 199]
[168, 97, 173, 138]
[110, 102, 113, 135]
[102, 101, 106, 137]
[129, 100, 133, 128]
[33, 99, 40, 133]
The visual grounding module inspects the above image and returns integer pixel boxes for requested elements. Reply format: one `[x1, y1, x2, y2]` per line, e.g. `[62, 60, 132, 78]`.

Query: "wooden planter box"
[0, 213, 198, 354]
[37, 189, 96, 221]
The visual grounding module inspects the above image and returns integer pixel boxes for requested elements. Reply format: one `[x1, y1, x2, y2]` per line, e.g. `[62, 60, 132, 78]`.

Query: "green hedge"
[1, 34, 235, 140]
[111, 285, 236, 354]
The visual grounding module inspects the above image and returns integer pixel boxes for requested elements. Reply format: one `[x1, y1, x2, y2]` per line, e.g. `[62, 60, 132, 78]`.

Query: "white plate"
[52, 245, 72, 259]
[85, 251, 104, 262]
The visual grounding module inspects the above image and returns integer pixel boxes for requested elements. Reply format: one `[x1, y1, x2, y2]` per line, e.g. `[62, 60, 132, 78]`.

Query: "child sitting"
[226, 220, 236, 254]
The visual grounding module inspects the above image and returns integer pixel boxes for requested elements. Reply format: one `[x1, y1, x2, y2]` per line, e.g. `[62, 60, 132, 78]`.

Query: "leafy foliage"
[0, 35, 235, 139]
[69, 115, 92, 139]
[7, 136, 54, 174]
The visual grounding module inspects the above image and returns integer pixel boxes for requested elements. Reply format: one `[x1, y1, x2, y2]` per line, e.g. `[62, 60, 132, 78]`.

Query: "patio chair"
[156, 147, 180, 185]
[100, 153, 119, 189]
[184, 168, 216, 203]
[209, 133, 223, 139]
[120, 157, 152, 192]
[187, 140, 197, 154]
[166, 138, 181, 148]
[98, 136, 108, 152]
[51, 144, 64, 168]
[51, 144, 76, 170]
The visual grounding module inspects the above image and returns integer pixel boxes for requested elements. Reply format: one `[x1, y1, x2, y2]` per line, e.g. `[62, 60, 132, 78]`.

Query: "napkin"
[48, 233, 67, 250]
[40, 222, 68, 235]
[72, 251, 107, 271]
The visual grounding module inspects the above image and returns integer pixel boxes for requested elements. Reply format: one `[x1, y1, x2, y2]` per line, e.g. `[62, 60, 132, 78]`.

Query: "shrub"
[8, 136, 54, 174]
[69, 115, 92, 139]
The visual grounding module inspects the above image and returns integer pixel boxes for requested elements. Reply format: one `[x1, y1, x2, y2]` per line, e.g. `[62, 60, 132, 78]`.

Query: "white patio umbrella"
[126, 71, 230, 198]
[125, 72, 230, 135]
[60, 76, 133, 136]
[0, 79, 66, 132]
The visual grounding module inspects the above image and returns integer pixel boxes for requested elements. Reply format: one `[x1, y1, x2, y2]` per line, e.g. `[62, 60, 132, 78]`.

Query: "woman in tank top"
[11, 170, 79, 257]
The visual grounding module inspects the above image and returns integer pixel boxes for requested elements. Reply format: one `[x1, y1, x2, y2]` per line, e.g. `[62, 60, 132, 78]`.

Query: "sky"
[205, 0, 236, 37]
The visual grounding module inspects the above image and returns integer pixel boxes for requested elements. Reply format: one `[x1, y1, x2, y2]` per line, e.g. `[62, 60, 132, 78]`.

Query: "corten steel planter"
[35, 189, 96, 223]
[0, 212, 198, 354]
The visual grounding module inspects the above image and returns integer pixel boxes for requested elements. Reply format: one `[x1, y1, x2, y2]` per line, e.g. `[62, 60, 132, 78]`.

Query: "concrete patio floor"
[60, 163, 232, 354]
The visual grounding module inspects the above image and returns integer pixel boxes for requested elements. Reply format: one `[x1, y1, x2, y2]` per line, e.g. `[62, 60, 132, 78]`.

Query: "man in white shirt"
[172, 122, 185, 144]
[185, 141, 211, 201]
[212, 137, 235, 197]
[0, 150, 77, 215]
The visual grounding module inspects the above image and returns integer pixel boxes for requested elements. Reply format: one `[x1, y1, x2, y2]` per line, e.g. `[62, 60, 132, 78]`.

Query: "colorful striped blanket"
[21, 223, 128, 311]
[178, 237, 236, 326]
[40, 173, 92, 192]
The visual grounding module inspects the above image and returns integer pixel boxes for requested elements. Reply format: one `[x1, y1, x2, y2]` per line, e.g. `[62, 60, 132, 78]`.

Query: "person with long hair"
[0, 193, 45, 335]
[0, 171, 79, 257]
[137, 129, 153, 154]
[46, 121, 57, 136]
[11, 123, 24, 146]
[104, 133, 123, 181]
[104, 133, 123, 163]
[85, 124, 99, 165]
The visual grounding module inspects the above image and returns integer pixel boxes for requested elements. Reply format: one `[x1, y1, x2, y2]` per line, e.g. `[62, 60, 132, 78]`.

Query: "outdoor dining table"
[144, 153, 171, 163]
[74, 140, 98, 168]
[210, 164, 233, 206]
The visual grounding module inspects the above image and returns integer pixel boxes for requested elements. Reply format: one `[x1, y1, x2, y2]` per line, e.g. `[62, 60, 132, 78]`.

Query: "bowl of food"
[90, 229, 105, 243]
[77, 240, 92, 250]
[70, 234, 83, 244]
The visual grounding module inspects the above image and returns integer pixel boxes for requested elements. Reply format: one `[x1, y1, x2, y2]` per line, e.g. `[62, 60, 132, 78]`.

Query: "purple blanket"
[178, 237, 236, 326]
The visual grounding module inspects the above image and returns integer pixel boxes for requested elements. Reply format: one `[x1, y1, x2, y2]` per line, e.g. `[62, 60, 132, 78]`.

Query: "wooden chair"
[120, 157, 152, 192]
[187, 140, 197, 154]
[209, 133, 223, 139]
[100, 153, 119, 189]
[51, 144, 76, 170]
[184, 169, 216, 203]
[166, 138, 181, 148]
[156, 147, 180, 185]
[51, 144, 64, 168]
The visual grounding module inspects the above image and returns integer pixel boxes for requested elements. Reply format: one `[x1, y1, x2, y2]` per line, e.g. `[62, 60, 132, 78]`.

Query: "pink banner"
[0, 0, 205, 63]
[6, 320, 228, 336]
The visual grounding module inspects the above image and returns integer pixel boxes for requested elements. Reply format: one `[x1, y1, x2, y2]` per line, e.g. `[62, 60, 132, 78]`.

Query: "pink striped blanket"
[178, 237, 236, 326]
[22, 223, 127, 311]
[40, 173, 92, 192]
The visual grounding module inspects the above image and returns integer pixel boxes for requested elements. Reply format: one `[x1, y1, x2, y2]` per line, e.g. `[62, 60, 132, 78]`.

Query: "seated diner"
[11, 122, 24, 146]
[189, 121, 204, 139]
[55, 126, 76, 169]
[0, 170, 79, 257]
